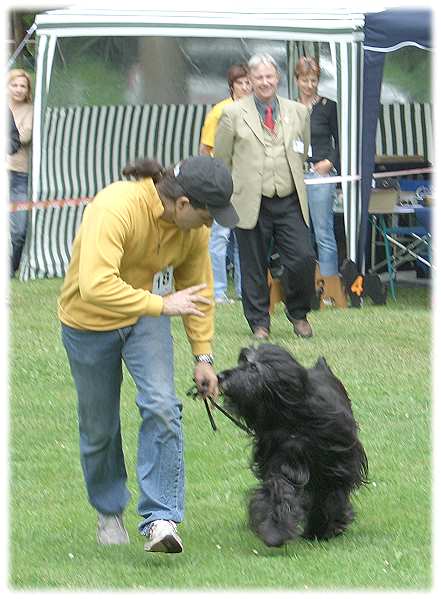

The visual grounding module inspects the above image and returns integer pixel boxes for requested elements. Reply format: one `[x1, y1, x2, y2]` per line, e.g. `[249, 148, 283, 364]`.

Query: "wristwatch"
[194, 354, 214, 366]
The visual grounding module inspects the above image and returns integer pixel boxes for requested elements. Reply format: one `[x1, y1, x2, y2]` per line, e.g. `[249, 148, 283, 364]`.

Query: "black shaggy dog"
[217, 343, 368, 548]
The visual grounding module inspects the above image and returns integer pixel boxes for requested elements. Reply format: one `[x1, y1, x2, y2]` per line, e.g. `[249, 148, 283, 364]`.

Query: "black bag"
[9, 109, 21, 155]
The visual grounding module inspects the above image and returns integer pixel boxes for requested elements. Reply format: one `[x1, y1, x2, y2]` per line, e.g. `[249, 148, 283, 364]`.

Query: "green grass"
[8, 278, 432, 590]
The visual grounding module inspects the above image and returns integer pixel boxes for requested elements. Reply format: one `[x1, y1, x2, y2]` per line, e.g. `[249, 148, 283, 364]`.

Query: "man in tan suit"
[215, 53, 316, 338]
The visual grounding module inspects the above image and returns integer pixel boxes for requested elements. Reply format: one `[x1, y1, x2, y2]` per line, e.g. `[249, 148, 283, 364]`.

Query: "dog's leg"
[302, 488, 354, 540]
[249, 475, 306, 547]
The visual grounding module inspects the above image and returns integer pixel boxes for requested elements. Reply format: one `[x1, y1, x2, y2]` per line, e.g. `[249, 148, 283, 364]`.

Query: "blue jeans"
[305, 170, 339, 276]
[61, 316, 184, 535]
[209, 221, 241, 298]
[9, 171, 29, 275]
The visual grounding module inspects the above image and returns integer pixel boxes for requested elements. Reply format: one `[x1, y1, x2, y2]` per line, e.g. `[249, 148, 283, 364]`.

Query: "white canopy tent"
[23, 7, 366, 280]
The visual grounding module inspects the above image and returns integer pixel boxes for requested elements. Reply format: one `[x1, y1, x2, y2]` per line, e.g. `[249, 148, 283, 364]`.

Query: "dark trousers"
[235, 192, 316, 332]
[9, 171, 29, 276]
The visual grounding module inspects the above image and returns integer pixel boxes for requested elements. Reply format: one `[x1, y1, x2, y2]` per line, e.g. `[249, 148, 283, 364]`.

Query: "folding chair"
[369, 189, 432, 300]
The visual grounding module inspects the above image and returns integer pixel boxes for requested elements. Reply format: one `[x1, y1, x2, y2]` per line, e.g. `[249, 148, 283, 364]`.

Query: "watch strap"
[194, 353, 214, 365]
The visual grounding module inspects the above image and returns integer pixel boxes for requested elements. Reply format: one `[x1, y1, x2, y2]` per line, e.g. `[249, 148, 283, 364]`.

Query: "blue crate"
[398, 178, 429, 192]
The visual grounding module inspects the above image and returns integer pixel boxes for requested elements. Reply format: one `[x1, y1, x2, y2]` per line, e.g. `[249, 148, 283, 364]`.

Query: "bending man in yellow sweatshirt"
[58, 155, 238, 554]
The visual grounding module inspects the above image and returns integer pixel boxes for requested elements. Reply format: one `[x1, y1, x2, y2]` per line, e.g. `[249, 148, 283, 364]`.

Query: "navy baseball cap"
[174, 156, 238, 228]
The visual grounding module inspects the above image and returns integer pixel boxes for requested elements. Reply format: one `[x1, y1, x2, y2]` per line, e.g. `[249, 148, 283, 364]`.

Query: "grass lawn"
[8, 278, 432, 591]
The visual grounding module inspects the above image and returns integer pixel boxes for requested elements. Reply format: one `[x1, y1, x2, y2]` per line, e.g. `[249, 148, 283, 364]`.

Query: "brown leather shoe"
[253, 326, 269, 340]
[292, 319, 313, 338]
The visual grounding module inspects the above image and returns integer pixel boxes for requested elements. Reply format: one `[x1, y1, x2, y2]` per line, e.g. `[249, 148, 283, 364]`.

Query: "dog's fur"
[217, 343, 368, 548]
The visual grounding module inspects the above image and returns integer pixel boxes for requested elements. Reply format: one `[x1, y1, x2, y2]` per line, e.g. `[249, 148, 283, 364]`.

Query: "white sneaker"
[96, 513, 129, 545]
[215, 293, 235, 305]
[144, 520, 183, 553]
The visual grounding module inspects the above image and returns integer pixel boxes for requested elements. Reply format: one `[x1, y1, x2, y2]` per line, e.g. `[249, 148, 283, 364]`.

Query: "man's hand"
[162, 284, 211, 317]
[193, 362, 219, 399]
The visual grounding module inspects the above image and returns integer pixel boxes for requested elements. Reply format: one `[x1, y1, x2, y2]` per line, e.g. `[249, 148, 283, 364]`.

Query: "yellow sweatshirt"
[58, 177, 214, 355]
[200, 98, 233, 151]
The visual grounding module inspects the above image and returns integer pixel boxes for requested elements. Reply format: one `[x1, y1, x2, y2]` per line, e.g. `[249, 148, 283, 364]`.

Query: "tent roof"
[34, 7, 365, 41]
[364, 8, 432, 52]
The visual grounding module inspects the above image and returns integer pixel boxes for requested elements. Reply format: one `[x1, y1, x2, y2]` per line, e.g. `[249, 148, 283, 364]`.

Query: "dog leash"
[186, 384, 252, 434]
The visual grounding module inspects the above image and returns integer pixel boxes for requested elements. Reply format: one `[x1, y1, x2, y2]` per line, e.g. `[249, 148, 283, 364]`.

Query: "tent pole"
[7, 23, 37, 68]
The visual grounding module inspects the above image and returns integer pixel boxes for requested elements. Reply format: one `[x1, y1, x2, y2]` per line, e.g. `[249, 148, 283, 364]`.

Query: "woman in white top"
[7, 68, 34, 276]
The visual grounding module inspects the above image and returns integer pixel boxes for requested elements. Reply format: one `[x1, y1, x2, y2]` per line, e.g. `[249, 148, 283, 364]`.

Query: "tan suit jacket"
[215, 94, 310, 229]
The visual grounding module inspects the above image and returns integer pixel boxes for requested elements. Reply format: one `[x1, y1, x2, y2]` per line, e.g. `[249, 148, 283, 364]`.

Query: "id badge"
[293, 139, 304, 153]
[152, 266, 174, 296]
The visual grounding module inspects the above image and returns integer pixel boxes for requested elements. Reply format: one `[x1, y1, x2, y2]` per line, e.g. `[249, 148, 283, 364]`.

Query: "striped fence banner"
[37, 103, 211, 201]
[376, 102, 432, 163]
